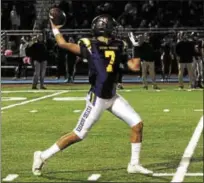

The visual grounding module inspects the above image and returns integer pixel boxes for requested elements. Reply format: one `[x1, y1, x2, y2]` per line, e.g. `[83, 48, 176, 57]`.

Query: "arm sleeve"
[78, 38, 91, 59]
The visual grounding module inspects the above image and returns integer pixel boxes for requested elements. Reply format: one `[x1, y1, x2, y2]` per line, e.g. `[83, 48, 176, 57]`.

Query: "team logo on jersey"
[76, 106, 92, 132]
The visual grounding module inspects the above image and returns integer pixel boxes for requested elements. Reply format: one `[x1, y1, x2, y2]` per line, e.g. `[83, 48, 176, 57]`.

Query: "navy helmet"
[91, 14, 119, 37]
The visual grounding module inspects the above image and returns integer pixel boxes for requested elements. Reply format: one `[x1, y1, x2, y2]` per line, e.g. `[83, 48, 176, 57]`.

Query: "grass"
[1, 84, 203, 182]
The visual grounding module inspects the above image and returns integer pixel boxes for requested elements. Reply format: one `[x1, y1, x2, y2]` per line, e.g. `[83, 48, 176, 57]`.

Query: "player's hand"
[128, 32, 138, 46]
[49, 19, 62, 29]
[128, 32, 135, 42]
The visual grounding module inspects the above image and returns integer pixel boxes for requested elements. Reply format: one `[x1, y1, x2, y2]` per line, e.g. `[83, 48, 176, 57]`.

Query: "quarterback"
[32, 14, 153, 175]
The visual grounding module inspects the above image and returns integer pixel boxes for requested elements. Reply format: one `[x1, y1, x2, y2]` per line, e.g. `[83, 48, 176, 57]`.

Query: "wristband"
[52, 29, 60, 36]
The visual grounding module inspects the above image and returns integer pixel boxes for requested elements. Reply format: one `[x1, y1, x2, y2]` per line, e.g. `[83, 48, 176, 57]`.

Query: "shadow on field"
[146, 160, 180, 171]
[46, 167, 126, 174]
[19, 157, 203, 182]
[147, 156, 203, 171]
[42, 167, 126, 182]
[41, 166, 170, 182]
[41, 174, 84, 182]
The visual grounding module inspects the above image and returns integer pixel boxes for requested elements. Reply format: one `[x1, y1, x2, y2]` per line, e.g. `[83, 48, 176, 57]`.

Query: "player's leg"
[32, 60, 40, 89]
[141, 61, 148, 89]
[117, 66, 124, 89]
[187, 62, 195, 88]
[197, 58, 203, 88]
[67, 58, 75, 83]
[178, 63, 184, 88]
[148, 61, 159, 89]
[192, 58, 198, 87]
[72, 62, 77, 82]
[167, 55, 172, 81]
[40, 60, 47, 89]
[108, 95, 153, 174]
[32, 93, 105, 175]
[161, 54, 165, 81]
[22, 62, 28, 79]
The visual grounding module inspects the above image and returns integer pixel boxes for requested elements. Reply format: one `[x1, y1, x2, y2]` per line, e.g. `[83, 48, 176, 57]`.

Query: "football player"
[32, 14, 153, 175]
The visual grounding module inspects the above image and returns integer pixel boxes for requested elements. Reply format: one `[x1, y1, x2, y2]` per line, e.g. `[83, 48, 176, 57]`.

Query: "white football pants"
[73, 92, 142, 139]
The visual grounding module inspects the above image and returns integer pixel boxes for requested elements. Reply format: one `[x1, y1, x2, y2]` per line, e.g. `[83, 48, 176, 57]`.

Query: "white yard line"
[153, 172, 203, 177]
[1, 89, 160, 93]
[1, 90, 67, 93]
[171, 116, 203, 183]
[1, 91, 67, 110]
[53, 97, 85, 101]
[194, 109, 203, 112]
[87, 174, 101, 181]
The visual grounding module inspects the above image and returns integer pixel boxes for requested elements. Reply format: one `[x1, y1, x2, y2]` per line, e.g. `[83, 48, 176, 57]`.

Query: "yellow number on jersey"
[105, 50, 116, 72]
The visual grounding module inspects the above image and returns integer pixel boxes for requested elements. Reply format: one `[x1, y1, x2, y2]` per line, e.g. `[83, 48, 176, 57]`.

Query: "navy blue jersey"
[78, 37, 128, 99]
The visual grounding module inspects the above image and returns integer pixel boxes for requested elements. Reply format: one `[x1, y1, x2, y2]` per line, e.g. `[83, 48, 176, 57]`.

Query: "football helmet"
[91, 14, 119, 37]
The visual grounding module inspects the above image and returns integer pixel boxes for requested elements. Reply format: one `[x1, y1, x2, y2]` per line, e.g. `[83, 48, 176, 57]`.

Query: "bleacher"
[1, 0, 204, 78]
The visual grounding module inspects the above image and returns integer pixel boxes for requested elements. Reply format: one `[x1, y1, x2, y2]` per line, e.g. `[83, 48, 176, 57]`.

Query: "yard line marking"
[163, 109, 170, 112]
[153, 173, 203, 177]
[2, 174, 19, 181]
[73, 110, 82, 113]
[1, 90, 67, 93]
[171, 116, 203, 183]
[2, 97, 27, 101]
[53, 97, 85, 101]
[2, 89, 162, 93]
[1, 90, 86, 93]
[174, 89, 200, 91]
[30, 110, 38, 113]
[87, 174, 101, 181]
[194, 109, 203, 112]
[1, 91, 67, 111]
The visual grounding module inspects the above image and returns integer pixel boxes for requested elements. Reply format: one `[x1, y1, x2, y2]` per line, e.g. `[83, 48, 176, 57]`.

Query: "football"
[49, 7, 66, 28]
[127, 58, 141, 72]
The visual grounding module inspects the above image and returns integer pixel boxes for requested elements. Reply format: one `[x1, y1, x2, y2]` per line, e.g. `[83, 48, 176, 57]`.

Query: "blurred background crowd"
[1, 0, 204, 30]
[1, 0, 204, 89]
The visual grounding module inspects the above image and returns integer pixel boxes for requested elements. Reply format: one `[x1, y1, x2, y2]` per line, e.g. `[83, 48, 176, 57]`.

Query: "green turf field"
[1, 84, 203, 182]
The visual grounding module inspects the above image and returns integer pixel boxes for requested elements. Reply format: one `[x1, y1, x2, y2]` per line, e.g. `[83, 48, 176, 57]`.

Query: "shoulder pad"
[78, 38, 91, 48]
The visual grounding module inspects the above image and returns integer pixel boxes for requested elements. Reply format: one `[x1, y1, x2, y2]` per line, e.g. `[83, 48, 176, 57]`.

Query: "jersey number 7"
[105, 50, 116, 72]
